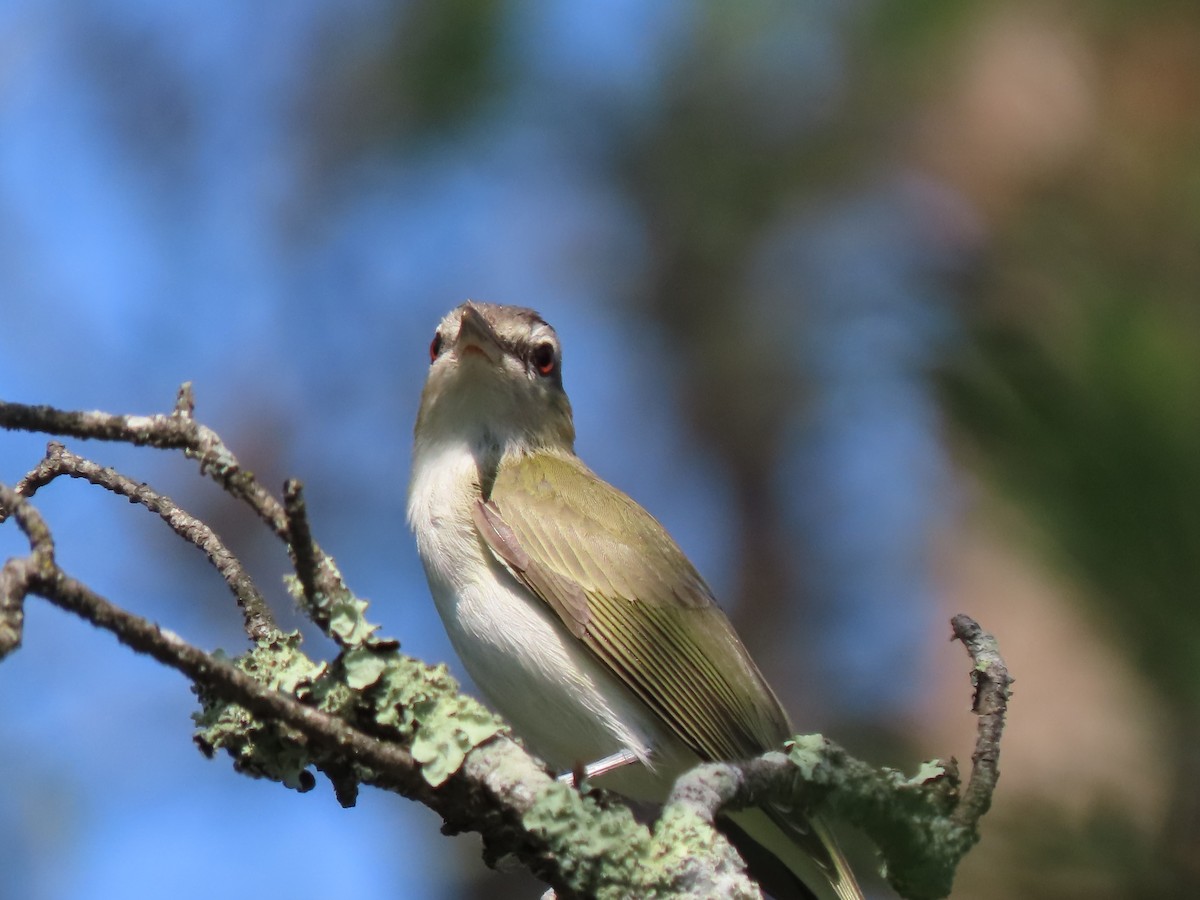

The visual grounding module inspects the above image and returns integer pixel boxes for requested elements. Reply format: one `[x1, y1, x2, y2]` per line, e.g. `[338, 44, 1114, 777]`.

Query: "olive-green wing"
[472, 451, 789, 762]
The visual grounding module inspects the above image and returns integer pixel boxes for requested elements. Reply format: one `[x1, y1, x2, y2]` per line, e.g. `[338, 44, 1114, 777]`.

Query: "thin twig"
[0, 478, 56, 658]
[13, 442, 277, 640]
[949, 614, 1011, 828]
[0, 394, 288, 539]
[0, 558, 29, 658]
[173, 382, 196, 419]
[283, 479, 321, 615]
[281, 478, 381, 648]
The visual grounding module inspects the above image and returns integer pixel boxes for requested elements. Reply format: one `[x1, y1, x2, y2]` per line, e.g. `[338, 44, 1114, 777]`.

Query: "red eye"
[531, 342, 556, 376]
[429, 333, 443, 363]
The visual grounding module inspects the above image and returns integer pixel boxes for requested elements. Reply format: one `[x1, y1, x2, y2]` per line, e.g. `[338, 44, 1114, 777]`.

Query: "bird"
[407, 300, 863, 900]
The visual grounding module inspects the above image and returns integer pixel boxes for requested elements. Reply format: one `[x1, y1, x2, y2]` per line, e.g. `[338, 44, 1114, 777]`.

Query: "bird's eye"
[429, 332, 443, 363]
[531, 342, 556, 376]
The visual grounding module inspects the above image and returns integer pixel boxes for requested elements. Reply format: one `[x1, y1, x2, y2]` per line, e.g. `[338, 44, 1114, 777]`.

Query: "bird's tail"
[722, 805, 863, 900]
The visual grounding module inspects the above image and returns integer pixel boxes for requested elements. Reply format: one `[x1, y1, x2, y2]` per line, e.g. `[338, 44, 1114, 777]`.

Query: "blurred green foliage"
[935, 3, 1200, 891]
[943, 297, 1200, 706]
[392, 0, 509, 130]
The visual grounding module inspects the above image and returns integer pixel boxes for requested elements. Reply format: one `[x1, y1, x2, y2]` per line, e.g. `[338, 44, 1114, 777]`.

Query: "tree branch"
[0, 388, 289, 538]
[665, 615, 1010, 899]
[0, 392, 1012, 899]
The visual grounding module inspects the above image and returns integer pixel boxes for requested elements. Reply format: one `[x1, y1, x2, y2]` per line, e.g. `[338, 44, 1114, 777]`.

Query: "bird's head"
[414, 301, 575, 458]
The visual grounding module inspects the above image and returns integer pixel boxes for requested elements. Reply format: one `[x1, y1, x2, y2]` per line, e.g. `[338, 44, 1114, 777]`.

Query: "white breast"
[407, 440, 686, 794]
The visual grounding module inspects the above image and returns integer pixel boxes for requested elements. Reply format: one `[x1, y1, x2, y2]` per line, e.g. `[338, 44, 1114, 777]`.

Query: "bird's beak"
[455, 304, 502, 364]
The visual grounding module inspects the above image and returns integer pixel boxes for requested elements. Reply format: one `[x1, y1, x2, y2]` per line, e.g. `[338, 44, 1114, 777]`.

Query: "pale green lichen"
[909, 760, 949, 785]
[192, 631, 328, 790]
[651, 806, 761, 899]
[519, 794, 760, 899]
[521, 782, 653, 899]
[283, 567, 382, 649]
[194, 610, 505, 794]
[327, 594, 377, 646]
[367, 656, 504, 786]
[342, 645, 390, 690]
[410, 695, 504, 787]
[784, 734, 826, 780]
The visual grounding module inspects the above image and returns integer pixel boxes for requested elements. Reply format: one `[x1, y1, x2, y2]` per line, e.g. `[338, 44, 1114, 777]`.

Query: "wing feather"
[475, 451, 790, 762]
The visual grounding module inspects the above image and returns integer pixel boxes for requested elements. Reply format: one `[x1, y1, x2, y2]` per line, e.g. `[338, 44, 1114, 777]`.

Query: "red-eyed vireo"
[408, 301, 863, 900]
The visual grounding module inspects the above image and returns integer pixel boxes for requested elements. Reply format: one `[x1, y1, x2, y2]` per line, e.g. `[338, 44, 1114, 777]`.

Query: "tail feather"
[722, 806, 863, 900]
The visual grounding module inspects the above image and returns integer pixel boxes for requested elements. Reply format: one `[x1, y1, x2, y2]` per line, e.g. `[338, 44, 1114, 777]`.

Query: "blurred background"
[1, 1, 1196, 898]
